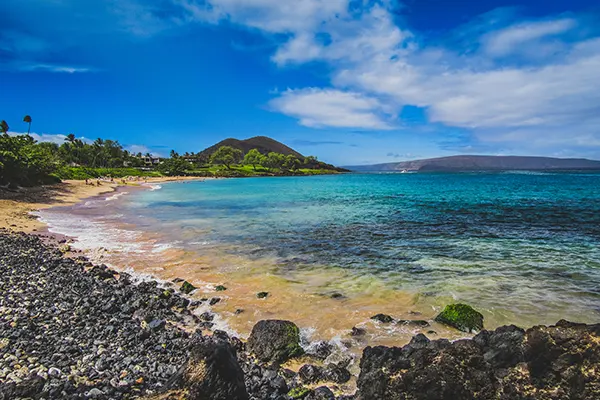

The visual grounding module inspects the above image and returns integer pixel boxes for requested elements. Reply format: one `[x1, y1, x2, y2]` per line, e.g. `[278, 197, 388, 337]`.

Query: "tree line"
[209, 146, 318, 171]
[1, 116, 152, 186]
[1, 115, 335, 186]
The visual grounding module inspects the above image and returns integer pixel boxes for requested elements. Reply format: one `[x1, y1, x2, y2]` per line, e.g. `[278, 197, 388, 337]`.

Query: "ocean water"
[41, 172, 600, 343]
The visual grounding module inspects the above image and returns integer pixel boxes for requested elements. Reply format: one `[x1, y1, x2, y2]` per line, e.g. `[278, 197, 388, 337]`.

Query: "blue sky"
[1, 0, 599, 165]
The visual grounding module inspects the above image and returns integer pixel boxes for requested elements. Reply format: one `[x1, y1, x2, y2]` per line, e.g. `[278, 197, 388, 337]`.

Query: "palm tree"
[0, 120, 8, 134]
[65, 133, 76, 143]
[23, 115, 32, 135]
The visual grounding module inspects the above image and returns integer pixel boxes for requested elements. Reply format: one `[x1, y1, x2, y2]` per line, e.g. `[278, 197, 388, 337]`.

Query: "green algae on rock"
[247, 320, 304, 363]
[180, 280, 196, 294]
[435, 303, 484, 333]
[287, 386, 310, 399]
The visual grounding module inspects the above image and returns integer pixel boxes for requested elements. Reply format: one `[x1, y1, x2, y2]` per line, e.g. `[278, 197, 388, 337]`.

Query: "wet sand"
[0, 180, 118, 232]
[0, 176, 209, 232]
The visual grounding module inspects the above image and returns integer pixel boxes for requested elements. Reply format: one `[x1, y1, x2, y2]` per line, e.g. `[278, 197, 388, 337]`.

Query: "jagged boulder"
[434, 303, 484, 332]
[247, 320, 304, 364]
[153, 334, 248, 400]
[356, 320, 600, 400]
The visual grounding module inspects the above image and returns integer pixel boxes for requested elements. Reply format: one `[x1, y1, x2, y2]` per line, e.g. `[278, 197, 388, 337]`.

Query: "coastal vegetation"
[0, 123, 345, 186]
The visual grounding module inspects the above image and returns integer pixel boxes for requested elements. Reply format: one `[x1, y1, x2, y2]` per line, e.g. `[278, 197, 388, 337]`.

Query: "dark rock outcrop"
[155, 334, 248, 400]
[247, 320, 304, 364]
[357, 320, 600, 400]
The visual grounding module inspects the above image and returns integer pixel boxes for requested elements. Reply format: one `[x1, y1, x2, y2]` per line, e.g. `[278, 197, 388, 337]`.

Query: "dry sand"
[0, 176, 205, 232]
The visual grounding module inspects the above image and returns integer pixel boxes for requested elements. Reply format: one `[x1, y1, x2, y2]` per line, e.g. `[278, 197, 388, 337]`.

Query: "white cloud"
[482, 18, 576, 57]
[335, 34, 600, 149]
[19, 64, 93, 73]
[7, 132, 92, 144]
[126, 144, 158, 156]
[180, 0, 348, 33]
[272, 4, 410, 65]
[269, 88, 393, 129]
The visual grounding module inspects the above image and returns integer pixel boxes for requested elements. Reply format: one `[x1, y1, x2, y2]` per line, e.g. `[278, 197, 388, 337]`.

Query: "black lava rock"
[308, 341, 333, 360]
[357, 320, 600, 400]
[158, 334, 249, 399]
[305, 386, 335, 400]
[370, 313, 394, 323]
[298, 364, 325, 384]
[247, 320, 304, 364]
[180, 280, 196, 294]
[351, 327, 366, 337]
[396, 319, 430, 327]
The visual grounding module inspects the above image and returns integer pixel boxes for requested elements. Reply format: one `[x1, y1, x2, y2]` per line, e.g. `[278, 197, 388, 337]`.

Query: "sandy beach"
[0, 176, 207, 233]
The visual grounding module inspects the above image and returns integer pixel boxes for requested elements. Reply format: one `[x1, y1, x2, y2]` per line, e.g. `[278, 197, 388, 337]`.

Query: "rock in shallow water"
[180, 281, 196, 294]
[351, 327, 366, 337]
[370, 314, 394, 323]
[247, 320, 304, 364]
[434, 303, 484, 333]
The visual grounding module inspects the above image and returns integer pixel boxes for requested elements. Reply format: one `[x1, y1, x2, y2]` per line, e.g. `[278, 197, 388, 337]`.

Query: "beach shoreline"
[8, 176, 467, 365]
[0, 231, 598, 400]
[0, 176, 210, 233]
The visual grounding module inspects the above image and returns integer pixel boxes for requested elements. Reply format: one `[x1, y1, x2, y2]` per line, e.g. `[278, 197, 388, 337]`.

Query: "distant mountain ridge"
[198, 136, 303, 161]
[347, 155, 600, 172]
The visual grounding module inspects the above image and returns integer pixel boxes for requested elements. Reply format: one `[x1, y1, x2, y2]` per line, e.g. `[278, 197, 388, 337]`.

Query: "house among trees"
[143, 155, 162, 166]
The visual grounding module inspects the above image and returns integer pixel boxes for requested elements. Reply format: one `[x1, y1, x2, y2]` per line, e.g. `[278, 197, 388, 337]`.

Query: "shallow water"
[40, 172, 600, 349]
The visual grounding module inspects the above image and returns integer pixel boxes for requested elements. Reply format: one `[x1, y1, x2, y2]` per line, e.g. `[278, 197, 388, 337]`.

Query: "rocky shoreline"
[1, 232, 599, 399]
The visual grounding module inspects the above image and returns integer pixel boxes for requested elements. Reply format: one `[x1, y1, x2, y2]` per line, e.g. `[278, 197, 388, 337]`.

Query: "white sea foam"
[38, 210, 144, 253]
[151, 242, 182, 253]
[501, 170, 553, 176]
[105, 192, 127, 201]
[149, 184, 162, 191]
[192, 303, 240, 338]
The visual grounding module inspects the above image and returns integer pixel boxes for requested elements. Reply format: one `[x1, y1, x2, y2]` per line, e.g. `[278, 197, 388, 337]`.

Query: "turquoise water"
[47, 172, 600, 329]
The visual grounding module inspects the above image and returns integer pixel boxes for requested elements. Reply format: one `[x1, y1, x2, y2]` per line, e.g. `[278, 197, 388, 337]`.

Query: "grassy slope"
[54, 167, 163, 180]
